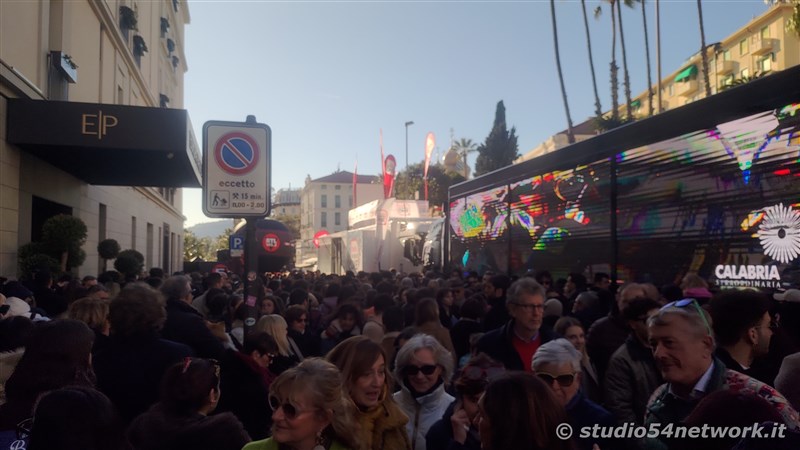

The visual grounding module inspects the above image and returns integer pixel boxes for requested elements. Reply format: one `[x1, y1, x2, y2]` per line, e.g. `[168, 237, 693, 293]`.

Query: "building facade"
[1, 0, 199, 278]
[296, 171, 383, 267]
[628, 3, 799, 117]
[270, 188, 301, 218]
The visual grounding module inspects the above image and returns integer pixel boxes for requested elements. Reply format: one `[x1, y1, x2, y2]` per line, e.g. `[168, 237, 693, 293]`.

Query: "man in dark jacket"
[481, 274, 512, 332]
[477, 278, 554, 371]
[161, 275, 227, 360]
[605, 298, 662, 449]
[586, 282, 649, 380]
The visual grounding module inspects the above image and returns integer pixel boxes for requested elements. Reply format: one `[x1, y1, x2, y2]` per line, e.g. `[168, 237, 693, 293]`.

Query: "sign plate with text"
[203, 120, 271, 218]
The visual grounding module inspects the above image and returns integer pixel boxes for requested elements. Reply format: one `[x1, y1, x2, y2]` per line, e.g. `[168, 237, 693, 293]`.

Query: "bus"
[442, 66, 800, 288]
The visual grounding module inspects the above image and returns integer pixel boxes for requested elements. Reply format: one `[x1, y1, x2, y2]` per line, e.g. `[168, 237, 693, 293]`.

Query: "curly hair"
[270, 358, 361, 450]
[108, 283, 166, 338]
[68, 297, 109, 332]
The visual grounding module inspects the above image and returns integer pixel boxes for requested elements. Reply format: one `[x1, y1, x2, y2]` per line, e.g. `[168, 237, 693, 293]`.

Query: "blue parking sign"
[230, 236, 244, 250]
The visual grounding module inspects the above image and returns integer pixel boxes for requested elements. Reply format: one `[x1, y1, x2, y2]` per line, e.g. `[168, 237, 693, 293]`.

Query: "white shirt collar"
[668, 361, 714, 400]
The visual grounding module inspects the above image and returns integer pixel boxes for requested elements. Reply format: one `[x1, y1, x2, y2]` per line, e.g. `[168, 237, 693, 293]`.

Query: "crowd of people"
[1, 267, 800, 450]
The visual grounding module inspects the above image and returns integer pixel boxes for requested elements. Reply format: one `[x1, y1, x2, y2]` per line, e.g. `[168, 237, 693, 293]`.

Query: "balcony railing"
[751, 37, 775, 56]
[676, 80, 699, 97]
[716, 59, 736, 75]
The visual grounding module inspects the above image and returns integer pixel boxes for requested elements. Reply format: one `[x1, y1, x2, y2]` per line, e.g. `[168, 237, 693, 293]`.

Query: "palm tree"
[697, 0, 712, 97]
[581, 0, 603, 118]
[638, 0, 654, 116]
[597, 1, 620, 122]
[550, 0, 575, 144]
[453, 138, 477, 178]
[616, 0, 635, 119]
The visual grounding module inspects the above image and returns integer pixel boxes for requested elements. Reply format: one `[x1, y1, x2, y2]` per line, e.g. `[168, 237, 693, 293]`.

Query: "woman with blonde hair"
[68, 296, 111, 354]
[327, 336, 410, 450]
[254, 314, 300, 374]
[243, 358, 360, 450]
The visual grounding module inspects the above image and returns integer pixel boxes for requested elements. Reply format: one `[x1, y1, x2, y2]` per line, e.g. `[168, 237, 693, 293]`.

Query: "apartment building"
[270, 188, 301, 218]
[296, 171, 382, 267]
[1, 0, 199, 277]
[631, 2, 799, 116]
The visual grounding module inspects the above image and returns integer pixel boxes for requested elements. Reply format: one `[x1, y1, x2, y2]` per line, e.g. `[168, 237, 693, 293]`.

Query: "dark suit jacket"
[162, 299, 226, 360]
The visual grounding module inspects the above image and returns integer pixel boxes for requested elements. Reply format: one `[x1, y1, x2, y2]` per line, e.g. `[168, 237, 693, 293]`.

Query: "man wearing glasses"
[709, 290, 776, 385]
[644, 299, 799, 450]
[476, 278, 555, 372]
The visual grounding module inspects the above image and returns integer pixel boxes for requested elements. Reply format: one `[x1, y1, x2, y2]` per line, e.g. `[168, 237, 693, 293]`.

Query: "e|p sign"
[203, 120, 271, 218]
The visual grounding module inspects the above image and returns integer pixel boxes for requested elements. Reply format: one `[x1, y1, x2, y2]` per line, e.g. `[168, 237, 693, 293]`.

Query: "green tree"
[183, 229, 213, 261]
[41, 214, 87, 272]
[274, 215, 301, 241]
[394, 162, 465, 207]
[474, 101, 520, 177]
[453, 138, 477, 178]
[580, 0, 603, 118]
[550, 0, 575, 144]
[790, 1, 800, 38]
[17, 242, 60, 279]
[697, 0, 712, 97]
[638, 0, 654, 116]
[97, 239, 121, 272]
[114, 249, 144, 278]
[212, 228, 234, 254]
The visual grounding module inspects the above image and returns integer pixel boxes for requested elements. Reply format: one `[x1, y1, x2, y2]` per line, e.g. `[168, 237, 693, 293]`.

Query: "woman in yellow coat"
[327, 336, 412, 450]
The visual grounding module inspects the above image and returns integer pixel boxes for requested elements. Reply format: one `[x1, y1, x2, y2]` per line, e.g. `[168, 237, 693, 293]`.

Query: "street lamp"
[404, 121, 414, 168]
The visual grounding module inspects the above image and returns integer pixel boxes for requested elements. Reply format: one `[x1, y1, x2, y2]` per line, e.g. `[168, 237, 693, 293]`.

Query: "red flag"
[423, 132, 435, 200]
[384, 155, 396, 198]
[353, 159, 358, 207]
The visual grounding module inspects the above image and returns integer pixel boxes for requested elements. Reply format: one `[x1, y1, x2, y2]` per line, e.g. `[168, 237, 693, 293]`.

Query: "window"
[321, 184, 327, 190]
[723, 50, 731, 61]
[723, 74, 735, 87]
[740, 68, 749, 79]
[321, 194, 327, 208]
[760, 26, 770, 39]
[335, 195, 341, 208]
[739, 39, 748, 56]
[335, 185, 341, 190]
[759, 54, 773, 73]
[131, 216, 137, 248]
[335, 212, 341, 226]
[321, 212, 327, 227]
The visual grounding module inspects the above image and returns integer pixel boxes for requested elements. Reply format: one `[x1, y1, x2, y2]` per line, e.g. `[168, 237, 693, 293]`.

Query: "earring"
[313, 430, 326, 450]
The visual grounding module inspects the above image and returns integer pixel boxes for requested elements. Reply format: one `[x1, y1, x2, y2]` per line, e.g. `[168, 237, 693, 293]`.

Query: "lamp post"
[404, 121, 414, 168]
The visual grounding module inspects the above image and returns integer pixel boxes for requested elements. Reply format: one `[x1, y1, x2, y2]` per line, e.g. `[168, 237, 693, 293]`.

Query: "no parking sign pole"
[202, 115, 271, 335]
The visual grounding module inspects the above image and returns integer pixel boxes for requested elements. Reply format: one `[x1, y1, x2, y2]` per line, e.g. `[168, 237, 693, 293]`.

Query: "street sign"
[202, 120, 271, 218]
[229, 235, 244, 258]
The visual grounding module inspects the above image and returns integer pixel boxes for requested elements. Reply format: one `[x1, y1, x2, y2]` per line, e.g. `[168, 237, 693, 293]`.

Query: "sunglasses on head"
[662, 298, 713, 336]
[536, 372, 576, 387]
[405, 364, 438, 376]
[269, 395, 309, 420]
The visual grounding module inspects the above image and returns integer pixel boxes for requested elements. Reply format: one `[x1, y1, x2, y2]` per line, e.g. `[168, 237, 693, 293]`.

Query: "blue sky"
[182, 0, 770, 226]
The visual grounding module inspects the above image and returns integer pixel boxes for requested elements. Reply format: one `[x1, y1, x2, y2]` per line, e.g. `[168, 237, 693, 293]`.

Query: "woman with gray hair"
[392, 334, 454, 450]
[532, 338, 616, 450]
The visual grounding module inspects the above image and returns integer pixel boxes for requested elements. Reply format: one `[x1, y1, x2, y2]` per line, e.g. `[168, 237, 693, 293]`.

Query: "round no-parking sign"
[202, 120, 271, 218]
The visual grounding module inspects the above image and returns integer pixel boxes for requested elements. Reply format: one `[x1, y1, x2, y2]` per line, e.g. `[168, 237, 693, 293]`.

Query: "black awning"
[6, 99, 201, 187]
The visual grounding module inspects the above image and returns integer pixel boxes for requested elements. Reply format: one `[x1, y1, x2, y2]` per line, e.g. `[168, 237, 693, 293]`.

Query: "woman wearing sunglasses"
[243, 358, 360, 450]
[392, 334, 454, 450]
[326, 336, 411, 450]
[127, 357, 250, 450]
[532, 339, 615, 450]
[425, 354, 504, 450]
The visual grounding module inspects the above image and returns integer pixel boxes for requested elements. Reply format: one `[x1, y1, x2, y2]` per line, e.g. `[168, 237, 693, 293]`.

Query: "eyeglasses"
[662, 298, 712, 336]
[16, 417, 33, 440]
[510, 302, 545, 312]
[536, 372, 577, 387]
[405, 364, 439, 376]
[462, 365, 504, 382]
[268, 395, 312, 420]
